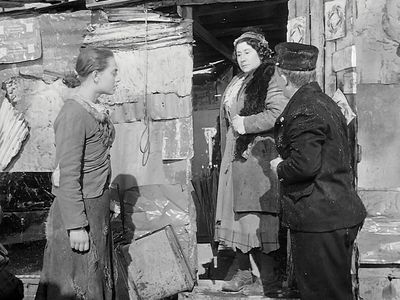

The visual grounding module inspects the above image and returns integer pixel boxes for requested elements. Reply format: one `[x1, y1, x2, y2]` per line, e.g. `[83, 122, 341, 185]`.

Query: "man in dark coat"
[270, 42, 367, 300]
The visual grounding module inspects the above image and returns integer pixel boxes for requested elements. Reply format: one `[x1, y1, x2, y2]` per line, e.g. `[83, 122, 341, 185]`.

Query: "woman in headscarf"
[215, 28, 288, 294]
[35, 47, 118, 300]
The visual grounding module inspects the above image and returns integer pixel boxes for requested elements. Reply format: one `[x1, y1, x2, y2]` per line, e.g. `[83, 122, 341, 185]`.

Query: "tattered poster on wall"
[325, 0, 346, 41]
[0, 17, 42, 63]
[287, 16, 306, 43]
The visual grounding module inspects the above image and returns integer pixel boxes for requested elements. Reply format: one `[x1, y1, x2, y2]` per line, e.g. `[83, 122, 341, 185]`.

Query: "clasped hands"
[231, 115, 246, 135]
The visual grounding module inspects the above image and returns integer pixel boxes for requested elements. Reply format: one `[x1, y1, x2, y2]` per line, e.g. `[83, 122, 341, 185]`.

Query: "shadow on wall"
[110, 173, 139, 300]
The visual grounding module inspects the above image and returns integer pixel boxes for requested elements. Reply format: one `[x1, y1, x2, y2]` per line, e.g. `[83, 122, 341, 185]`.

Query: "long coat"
[274, 82, 366, 232]
[217, 69, 288, 215]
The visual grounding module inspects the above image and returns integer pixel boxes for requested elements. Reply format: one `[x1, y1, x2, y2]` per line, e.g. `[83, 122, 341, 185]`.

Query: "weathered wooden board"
[293, 0, 310, 44]
[119, 225, 195, 300]
[310, 0, 324, 88]
[0, 17, 42, 63]
[179, 280, 300, 299]
[287, 16, 306, 43]
[324, 39, 337, 98]
[336, 0, 356, 50]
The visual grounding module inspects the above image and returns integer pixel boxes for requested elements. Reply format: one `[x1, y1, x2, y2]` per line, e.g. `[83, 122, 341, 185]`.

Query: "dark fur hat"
[275, 42, 318, 71]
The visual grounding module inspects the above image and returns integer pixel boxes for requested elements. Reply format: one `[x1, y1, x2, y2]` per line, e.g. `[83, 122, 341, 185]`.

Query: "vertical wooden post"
[288, 0, 297, 20]
[310, 1, 325, 89]
[295, 0, 311, 45]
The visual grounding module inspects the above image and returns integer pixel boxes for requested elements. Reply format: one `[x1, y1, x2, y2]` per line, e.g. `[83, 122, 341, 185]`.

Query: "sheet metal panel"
[40, 11, 91, 75]
[0, 17, 41, 63]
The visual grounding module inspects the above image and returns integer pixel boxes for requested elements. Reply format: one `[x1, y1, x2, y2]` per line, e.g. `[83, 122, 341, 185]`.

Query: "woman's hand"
[110, 200, 121, 219]
[270, 156, 283, 175]
[69, 228, 90, 252]
[231, 115, 246, 134]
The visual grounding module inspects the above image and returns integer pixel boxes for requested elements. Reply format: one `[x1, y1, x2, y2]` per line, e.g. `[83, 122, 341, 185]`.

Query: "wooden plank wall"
[288, 0, 324, 90]
[288, 0, 357, 99]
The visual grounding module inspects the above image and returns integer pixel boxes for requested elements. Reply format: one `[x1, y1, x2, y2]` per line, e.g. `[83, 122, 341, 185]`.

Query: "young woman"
[215, 28, 288, 294]
[35, 47, 118, 300]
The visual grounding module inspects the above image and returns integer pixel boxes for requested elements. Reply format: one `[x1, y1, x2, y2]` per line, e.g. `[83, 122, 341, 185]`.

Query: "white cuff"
[237, 116, 246, 134]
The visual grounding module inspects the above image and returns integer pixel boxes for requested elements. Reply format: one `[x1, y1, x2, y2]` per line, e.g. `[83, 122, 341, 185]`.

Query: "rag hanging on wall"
[140, 6, 150, 166]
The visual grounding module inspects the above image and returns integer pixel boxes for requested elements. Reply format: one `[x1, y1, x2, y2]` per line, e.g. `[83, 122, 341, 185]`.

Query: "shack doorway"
[188, 0, 288, 249]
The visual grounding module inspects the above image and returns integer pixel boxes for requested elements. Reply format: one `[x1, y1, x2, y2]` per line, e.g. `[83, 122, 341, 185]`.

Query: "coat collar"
[281, 81, 322, 116]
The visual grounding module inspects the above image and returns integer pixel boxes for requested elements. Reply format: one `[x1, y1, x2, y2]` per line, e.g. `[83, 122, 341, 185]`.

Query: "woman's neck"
[75, 83, 98, 103]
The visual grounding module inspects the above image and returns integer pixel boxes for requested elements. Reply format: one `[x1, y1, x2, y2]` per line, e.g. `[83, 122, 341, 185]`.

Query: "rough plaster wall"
[355, 0, 400, 84]
[357, 84, 400, 190]
[356, 0, 400, 191]
[4, 78, 68, 171]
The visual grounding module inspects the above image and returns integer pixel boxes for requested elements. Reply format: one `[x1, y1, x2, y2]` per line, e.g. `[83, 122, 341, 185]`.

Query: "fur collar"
[235, 61, 275, 159]
[73, 97, 110, 124]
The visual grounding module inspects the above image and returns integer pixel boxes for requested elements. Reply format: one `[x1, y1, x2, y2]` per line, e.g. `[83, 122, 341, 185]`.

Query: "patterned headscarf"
[233, 31, 269, 48]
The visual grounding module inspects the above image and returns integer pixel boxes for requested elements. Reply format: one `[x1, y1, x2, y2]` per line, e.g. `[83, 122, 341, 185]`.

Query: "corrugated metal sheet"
[105, 6, 178, 22]
[83, 19, 193, 51]
[0, 97, 29, 171]
[40, 10, 91, 75]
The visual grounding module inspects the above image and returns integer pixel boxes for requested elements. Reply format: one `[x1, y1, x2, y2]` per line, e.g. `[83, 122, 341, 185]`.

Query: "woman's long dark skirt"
[35, 191, 115, 300]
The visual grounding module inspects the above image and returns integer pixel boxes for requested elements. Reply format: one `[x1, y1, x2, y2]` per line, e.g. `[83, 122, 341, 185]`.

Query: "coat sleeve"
[243, 72, 288, 134]
[54, 103, 88, 230]
[277, 110, 326, 184]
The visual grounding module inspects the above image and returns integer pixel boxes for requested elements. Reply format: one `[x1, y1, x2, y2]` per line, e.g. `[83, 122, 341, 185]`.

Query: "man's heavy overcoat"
[274, 82, 366, 232]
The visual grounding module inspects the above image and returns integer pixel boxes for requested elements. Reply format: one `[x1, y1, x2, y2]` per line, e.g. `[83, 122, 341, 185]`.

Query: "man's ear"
[281, 73, 288, 87]
[277, 69, 288, 87]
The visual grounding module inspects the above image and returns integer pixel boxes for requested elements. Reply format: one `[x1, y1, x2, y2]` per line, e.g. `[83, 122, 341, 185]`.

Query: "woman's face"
[236, 42, 262, 73]
[96, 56, 118, 95]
